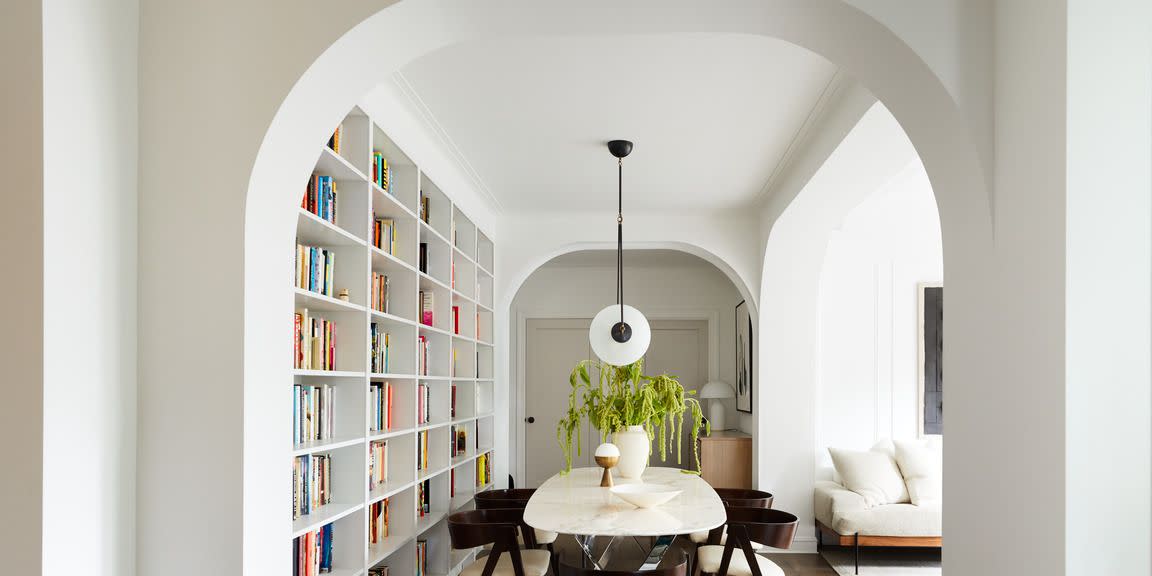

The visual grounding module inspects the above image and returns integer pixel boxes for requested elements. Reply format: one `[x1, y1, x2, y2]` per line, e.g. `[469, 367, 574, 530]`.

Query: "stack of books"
[328, 125, 342, 153]
[416, 539, 428, 576]
[418, 336, 429, 376]
[452, 306, 460, 334]
[293, 384, 334, 445]
[372, 152, 391, 193]
[294, 310, 336, 371]
[293, 524, 333, 576]
[369, 440, 388, 489]
[416, 479, 431, 517]
[419, 194, 430, 224]
[417, 383, 430, 425]
[419, 243, 428, 273]
[303, 174, 337, 224]
[370, 382, 392, 432]
[292, 453, 332, 519]
[373, 217, 395, 254]
[369, 566, 390, 576]
[371, 323, 390, 374]
[295, 243, 335, 297]
[449, 425, 467, 458]
[369, 498, 390, 544]
[416, 431, 429, 472]
[476, 452, 491, 487]
[372, 272, 390, 314]
[419, 291, 434, 326]
[450, 385, 456, 419]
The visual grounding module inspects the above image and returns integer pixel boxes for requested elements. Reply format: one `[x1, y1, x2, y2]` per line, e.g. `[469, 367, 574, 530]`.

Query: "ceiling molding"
[754, 68, 847, 204]
[391, 71, 506, 213]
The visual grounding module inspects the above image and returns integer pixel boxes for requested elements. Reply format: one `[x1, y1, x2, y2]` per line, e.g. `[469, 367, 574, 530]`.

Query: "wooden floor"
[549, 536, 837, 576]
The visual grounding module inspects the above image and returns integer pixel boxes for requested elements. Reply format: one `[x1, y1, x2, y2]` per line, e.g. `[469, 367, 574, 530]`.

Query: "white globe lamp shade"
[589, 304, 651, 366]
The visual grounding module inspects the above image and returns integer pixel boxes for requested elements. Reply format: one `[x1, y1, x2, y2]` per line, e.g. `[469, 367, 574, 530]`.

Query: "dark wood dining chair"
[474, 488, 559, 574]
[688, 489, 774, 574]
[448, 509, 552, 576]
[696, 508, 798, 576]
[557, 544, 688, 576]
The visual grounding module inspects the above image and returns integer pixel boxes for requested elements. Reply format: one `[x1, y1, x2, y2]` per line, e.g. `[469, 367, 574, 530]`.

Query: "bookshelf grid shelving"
[293, 106, 497, 576]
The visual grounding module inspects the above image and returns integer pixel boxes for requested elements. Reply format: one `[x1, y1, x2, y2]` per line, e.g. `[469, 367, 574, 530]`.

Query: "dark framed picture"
[735, 300, 753, 413]
[918, 283, 943, 435]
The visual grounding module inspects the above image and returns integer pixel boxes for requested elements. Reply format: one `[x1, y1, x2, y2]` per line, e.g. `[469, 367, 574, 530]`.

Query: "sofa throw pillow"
[828, 448, 911, 507]
[894, 440, 943, 506]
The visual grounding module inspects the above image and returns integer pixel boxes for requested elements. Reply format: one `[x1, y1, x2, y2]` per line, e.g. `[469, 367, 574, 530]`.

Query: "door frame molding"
[513, 308, 720, 486]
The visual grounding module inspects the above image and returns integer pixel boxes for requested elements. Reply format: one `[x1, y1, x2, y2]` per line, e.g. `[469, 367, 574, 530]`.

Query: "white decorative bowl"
[610, 483, 682, 509]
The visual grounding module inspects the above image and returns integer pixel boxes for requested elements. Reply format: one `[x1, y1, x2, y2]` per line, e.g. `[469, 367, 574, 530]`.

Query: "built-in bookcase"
[292, 106, 497, 576]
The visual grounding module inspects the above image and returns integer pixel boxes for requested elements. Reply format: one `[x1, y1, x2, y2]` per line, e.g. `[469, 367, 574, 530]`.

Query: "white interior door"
[642, 320, 708, 470]
[523, 317, 709, 485]
[524, 318, 594, 487]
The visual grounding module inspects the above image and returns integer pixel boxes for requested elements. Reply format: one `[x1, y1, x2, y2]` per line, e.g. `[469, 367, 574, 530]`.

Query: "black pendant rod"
[617, 157, 624, 324]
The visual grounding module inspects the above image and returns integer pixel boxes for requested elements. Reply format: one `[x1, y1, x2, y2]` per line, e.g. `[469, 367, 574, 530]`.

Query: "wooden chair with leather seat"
[695, 508, 798, 576]
[448, 509, 553, 576]
[474, 488, 559, 575]
[688, 489, 774, 575]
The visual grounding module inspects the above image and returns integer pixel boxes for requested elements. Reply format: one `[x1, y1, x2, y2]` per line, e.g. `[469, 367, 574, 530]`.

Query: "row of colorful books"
[328, 125, 342, 154]
[293, 453, 333, 520]
[417, 383, 432, 425]
[476, 452, 492, 487]
[449, 424, 468, 458]
[416, 479, 432, 517]
[369, 566, 390, 576]
[371, 323, 390, 374]
[295, 243, 336, 297]
[372, 152, 392, 193]
[295, 310, 337, 371]
[303, 174, 337, 224]
[369, 440, 388, 489]
[418, 335, 430, 376]
[293, 384, 334, 445]
[416, 430, 430, 472]
[415, 539, 429, 576]
[369, 498, 390, 544]
[373, 217, 395, 254]
[293, 523, 333, 576]
[372, 272, 391, 314]
[419, 290, 434, 326]
[370, 382, 393, 432]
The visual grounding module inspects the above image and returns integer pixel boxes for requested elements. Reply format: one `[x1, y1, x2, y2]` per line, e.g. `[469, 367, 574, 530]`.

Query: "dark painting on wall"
[736, 300, 753, 413]
[919, 283, 943, 435]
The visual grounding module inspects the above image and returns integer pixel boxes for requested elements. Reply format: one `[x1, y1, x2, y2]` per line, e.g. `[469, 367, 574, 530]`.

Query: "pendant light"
[589, 140, 651, 366]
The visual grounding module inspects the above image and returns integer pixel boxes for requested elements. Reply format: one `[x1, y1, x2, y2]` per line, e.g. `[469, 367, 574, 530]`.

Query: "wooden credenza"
[699, 431, 752, 488]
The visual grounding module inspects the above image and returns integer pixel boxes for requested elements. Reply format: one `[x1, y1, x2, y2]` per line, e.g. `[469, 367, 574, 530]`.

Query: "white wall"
[0, 1, 44, 573]
[1065, 0, 1152, 573]
[509, 255, 746, 480]
[816, 160, 942, 473]
[42, 1, 139, 575]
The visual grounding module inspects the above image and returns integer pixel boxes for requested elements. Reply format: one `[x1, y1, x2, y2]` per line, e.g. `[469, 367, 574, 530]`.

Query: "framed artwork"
[735, 300, 753, 413]
[917, 283, 943, 436]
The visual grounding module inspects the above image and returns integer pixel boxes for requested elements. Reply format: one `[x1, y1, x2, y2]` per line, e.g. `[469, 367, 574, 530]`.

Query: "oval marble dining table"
[524, 467, 726, 571]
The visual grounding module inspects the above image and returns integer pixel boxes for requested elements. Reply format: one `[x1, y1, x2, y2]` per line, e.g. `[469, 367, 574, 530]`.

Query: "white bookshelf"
[292, 106, 497, 576]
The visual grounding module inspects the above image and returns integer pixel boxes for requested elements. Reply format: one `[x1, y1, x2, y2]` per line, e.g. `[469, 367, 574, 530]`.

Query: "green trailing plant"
[556, 359, 709, 474]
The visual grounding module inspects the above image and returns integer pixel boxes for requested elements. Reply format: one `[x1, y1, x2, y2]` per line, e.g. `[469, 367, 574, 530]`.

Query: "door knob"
[525, 416, 535, 424]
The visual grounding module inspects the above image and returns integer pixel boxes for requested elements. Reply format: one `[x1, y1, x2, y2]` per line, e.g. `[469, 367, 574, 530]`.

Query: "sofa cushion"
[828, 502, 942, 537]
[828, 448, 910, 507]
[894, 440, 942, 506]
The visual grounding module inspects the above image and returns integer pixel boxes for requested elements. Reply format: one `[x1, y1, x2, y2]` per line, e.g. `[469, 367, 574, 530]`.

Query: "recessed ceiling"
[398, 34, 838, 213]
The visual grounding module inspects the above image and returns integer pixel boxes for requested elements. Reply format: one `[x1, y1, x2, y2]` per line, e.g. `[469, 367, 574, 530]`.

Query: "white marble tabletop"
[524, 467, 726, 537]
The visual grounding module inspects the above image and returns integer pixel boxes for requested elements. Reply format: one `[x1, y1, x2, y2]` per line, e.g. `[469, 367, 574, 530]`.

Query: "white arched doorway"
[237, 2, 992, 574]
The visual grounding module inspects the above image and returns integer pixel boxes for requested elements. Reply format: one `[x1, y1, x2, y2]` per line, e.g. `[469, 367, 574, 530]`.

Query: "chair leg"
[815, 520, 822, 551]
[853, 532, 859, 575]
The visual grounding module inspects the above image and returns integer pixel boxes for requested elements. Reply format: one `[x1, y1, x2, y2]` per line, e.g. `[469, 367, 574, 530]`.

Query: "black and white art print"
[735, 300, 753, 413]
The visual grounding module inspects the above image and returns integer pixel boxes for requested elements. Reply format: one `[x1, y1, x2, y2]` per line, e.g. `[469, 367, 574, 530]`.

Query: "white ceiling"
[542, 249, 716, 269]
[398, 34, 838, 213]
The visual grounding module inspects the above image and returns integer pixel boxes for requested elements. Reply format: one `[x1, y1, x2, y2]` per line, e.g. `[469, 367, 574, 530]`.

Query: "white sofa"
[813, 438, 942, 569]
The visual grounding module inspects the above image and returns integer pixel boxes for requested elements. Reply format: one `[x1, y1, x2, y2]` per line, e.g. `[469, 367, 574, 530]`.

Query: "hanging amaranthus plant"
[556, 359, 708, 474]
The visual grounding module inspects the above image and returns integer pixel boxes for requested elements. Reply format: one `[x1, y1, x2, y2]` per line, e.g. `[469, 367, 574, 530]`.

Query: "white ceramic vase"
[613, 425, 650, 479]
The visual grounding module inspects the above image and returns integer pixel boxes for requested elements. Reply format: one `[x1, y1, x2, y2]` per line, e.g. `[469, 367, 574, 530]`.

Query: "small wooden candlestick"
[594, 443, 621, 487]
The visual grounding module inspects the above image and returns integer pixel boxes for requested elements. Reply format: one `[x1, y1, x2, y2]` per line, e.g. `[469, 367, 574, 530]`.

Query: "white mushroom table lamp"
[699, 381, 735, 432]
[595, 443, 621, 487]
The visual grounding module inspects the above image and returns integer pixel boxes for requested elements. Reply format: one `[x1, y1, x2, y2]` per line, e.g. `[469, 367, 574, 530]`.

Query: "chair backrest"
[448, 509, 532, 576]
[474, 488, 536, 510]
[713, 488, 773, 509]
[713, 507, 798, 576]
[557, 545, 687, 576]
